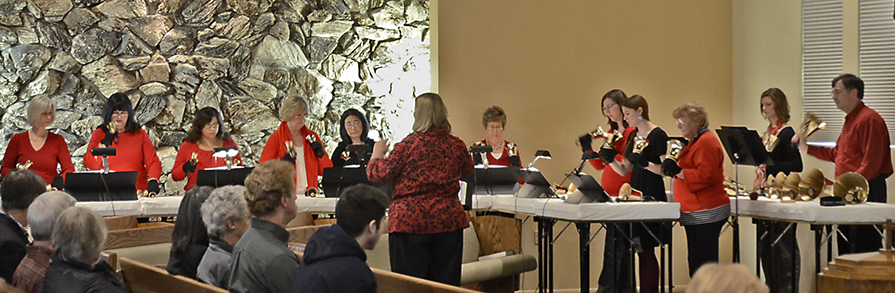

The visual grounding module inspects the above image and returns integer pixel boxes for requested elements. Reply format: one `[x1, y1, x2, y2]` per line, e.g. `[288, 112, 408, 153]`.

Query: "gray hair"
[201, 185, 250, 238]
[27, 191, 76, 241]
[27, 95, 56, 127]
[52, 206, 107, 265]
[278, 95, 309, 121]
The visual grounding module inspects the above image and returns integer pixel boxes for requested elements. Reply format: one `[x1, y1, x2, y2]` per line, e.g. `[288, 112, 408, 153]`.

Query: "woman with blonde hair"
[1, 95, 73, 188]
[260, 95, 333, 195]
[367, 93, 474, 286]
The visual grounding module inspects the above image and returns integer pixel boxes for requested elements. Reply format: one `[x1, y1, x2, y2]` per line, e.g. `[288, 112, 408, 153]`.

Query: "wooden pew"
[119, 257, 227, 293]
[373, 268, 482, 293]
[104, 216, 175, 249]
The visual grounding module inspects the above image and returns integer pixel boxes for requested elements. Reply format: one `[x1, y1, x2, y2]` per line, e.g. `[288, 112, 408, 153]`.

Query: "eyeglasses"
[293, 112, 309, 119]
[345, 121, 362, 129]
[111, 111, 128, 118]
[487, 126, 504, 131]
[602, 103, 617, 113]
[204, 123, 220, 130]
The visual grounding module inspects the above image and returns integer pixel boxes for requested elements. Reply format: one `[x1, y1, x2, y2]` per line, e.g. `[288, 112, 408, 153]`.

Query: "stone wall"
[0, 0, 429, 194]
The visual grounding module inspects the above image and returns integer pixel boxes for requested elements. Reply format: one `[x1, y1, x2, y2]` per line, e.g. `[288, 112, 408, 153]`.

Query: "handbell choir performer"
[260, 95, 333, 194]
[172, 107, 243, 191]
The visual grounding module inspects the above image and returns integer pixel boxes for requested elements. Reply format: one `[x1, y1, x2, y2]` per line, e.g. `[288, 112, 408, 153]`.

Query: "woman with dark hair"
[579, 89, 636, 292]
[1, 95, 74, 188]
[754, 88, 802, 293]
[167, 186, 213, 279]
[171, 107, 242, 191]
[471, 106, 522, 167]
[603, 94, 668, 293]
[83, 93, 162, 194]
[331, 108, 376, 167]
[367, 93, 474, 286]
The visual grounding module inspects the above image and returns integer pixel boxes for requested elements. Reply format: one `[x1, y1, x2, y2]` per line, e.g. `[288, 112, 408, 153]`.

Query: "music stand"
[196, 167, 254, 188]
[462, 166, 521, 196]
[322, 166, 371, 198]
[515, 169, 553, 198]
[65, 171, 138, 201]
[564, 173, 610, 203]
[716, 126, 769, 263]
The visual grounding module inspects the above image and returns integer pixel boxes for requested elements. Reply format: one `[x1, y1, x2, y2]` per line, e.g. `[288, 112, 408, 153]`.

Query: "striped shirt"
[680, 204, 730, 226]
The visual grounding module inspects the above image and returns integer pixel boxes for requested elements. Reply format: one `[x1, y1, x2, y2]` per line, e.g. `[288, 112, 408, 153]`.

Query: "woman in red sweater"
[578, 89, 636, 292]
[1, 95, 73, 187]
[662, 102, 730, 277]
[83, 93, 162, 194]
[171, 107, 242, 191]
[471, 106, 522, 167]
[259, 95, 332, 194]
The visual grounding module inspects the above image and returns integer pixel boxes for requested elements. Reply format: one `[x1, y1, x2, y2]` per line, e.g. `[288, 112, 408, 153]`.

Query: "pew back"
[119, 257, 227, 293]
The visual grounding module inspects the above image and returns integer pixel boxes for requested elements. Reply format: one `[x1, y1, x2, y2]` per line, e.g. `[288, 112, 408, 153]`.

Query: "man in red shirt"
[794, 73, 893, 254]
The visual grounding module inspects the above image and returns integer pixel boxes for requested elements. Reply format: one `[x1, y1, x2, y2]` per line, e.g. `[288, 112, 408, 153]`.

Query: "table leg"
[733, 216, 741, 262]
[576, 222, 590, 293]
[811, 224, 822, 274]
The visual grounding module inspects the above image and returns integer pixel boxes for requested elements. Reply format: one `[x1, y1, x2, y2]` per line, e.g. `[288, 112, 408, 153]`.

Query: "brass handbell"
[619, 183, 642, 201]
[632, 136, 649, 154]
[16, 160, 33, 170]
[507, 142, 518, 157]
[764, 133, 780, 153]
[285, 141, 296, 158]
[667, 139, 684, 161]
[800, 113, 826, 138]
[137, 190, 157, 198]
[575, 126, 605, 146]
[189, 152, 198, 165]
[602, 130, 622, 150]
[305, 187, 319, 197]
[832, 172, 869, 204]
[797, 168, 825, 201]
[46, 184, 57, 191]
[780, 172, 801, 201]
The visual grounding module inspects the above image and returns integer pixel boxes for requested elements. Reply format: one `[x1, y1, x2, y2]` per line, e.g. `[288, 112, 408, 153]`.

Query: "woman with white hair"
[196, 185, 250, 289]
[259, 95, 333, 195]
[0, 95, 74, 188]
[41, 206, 125, 293]
[12, 191, 76, 293]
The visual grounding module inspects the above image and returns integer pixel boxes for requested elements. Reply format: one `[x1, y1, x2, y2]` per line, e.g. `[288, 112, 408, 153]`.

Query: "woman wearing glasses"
[172, 107, 243, 191]
[84, 93, 162, 194]
[331, 109, 376, 167]
[260, 95, 333, 194]
[471, 106, 522, 167]
[1, 95, 74, 188]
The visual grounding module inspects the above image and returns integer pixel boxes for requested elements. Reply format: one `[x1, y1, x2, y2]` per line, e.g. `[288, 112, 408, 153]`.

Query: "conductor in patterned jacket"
[367, 93, 475, 286]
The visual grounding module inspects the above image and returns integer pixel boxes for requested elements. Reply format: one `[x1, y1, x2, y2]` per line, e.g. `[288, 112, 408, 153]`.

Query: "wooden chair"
[119, 257, 227, 293]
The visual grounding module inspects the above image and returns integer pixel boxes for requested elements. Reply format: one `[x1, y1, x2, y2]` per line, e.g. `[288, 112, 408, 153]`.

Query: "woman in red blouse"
[578, 89, 636, 292]
[367, 93, 474, 286]
[171, 107, 242, 191]
[472, 106, 522, 167]
[83, 93, 162, 194]
[1, 95, 74, 187]
[259, 95, 332, 194]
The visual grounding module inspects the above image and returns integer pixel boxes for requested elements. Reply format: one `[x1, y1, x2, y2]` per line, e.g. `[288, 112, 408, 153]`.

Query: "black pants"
[596, 224, 635, 293]
[389, 230, 464, 286]
[683, 219, 725, 277]
[837, 175, 887, 255]
[758, 220, 800, 293]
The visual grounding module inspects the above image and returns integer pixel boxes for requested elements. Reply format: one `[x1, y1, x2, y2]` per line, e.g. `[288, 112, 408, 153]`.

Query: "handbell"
[107, 121, 118, 134]
[305, 187, 319, 197]
[800, 113, 826, 138]
[763, 133, 780, 153]
[632, 136, 649, 154]
[285, 141, 296, 158]
[832, 172, 869, 204]
[189, 152, 199, 165]
[16, 160, 33, 170]
[780, 172, 801, 201]
[797, 168, 825, 201]
[667, 139, 684, 161]
[619, 183, 642, 201]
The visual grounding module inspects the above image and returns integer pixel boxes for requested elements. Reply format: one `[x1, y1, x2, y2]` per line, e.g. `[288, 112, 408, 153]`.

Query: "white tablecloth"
[76, 196, 183, 217]
[482, 195, 680, 222]
[731, 197, 895, 225]
[295, 197, 339, 213]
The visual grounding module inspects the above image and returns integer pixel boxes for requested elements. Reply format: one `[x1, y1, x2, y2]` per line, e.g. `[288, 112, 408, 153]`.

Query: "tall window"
[801, 0, 843, 143]
[859, 0, 895, 142]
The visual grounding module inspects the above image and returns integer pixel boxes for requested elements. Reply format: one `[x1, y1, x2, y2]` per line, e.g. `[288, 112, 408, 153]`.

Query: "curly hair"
[244, 160, 295, 216]
[672, 102, 709, 128]
[481, 106, 507, 127]
[201, 185, 250, 238]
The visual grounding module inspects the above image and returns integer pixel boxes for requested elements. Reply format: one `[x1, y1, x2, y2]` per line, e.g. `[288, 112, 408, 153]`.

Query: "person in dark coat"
[289, 184, 390, 293]
[0, 169, 46, 283]
[167, 186, 213, 279]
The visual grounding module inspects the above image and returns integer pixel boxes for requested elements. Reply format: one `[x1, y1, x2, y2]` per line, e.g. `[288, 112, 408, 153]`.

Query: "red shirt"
[259, 121, 333, 188]
[586, 126, 635, 197]
[12, 243, 53, 293]
[83, 128, 162, 190]
[473, 139, 522, 167]
[672, 131, 730, 212]
[1, 131, 74, 184]
[807, 102, 893, 180]
[367, 129, 474, 234]
[171, 139, 242, 191]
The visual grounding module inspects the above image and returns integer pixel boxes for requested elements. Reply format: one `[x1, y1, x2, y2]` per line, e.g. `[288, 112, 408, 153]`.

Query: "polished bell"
[800, 113, 826, 138]
[797, 168, 825, 201]
[832, 172, 869, 204]
[667, 139, 684, 161]
[632, 136, 649, 154]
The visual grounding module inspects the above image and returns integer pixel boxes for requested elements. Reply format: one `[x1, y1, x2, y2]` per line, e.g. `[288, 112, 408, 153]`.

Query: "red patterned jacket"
[367, 129, 474, 234]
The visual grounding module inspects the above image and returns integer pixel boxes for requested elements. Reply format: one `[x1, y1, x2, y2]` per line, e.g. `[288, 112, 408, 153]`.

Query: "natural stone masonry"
[0, 0, 429, 195]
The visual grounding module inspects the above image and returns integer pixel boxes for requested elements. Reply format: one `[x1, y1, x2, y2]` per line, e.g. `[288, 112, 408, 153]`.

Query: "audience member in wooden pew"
[12, 191, 76, 293]
[331, 108, 376, 168]
[172, 107, 243, 191]
[0, 95, 73, 188]
[196, 185, 250, 289]
[367, 93, 475, 286]
[167, 186, 213, 279]
[229, 160, 301, 293]
[289, 184, 390, 293]
[42, 206, 126, 293]
[83, 93, 162, 195]
[0, 170, 46, 284]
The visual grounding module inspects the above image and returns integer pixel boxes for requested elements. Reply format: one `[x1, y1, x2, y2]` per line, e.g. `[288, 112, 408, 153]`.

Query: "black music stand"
[515, 169, 553, 198]
[322, 166, 371, 198]
[461, 166, 521, 196]
[65, 171, 138, 201]
[564, 173, 610, 203]
[196, 167, 254, 188]
[716, 126, 769, 264]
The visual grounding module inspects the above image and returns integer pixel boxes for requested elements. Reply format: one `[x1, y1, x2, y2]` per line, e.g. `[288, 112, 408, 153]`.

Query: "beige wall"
[435, 0, 734, 291]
